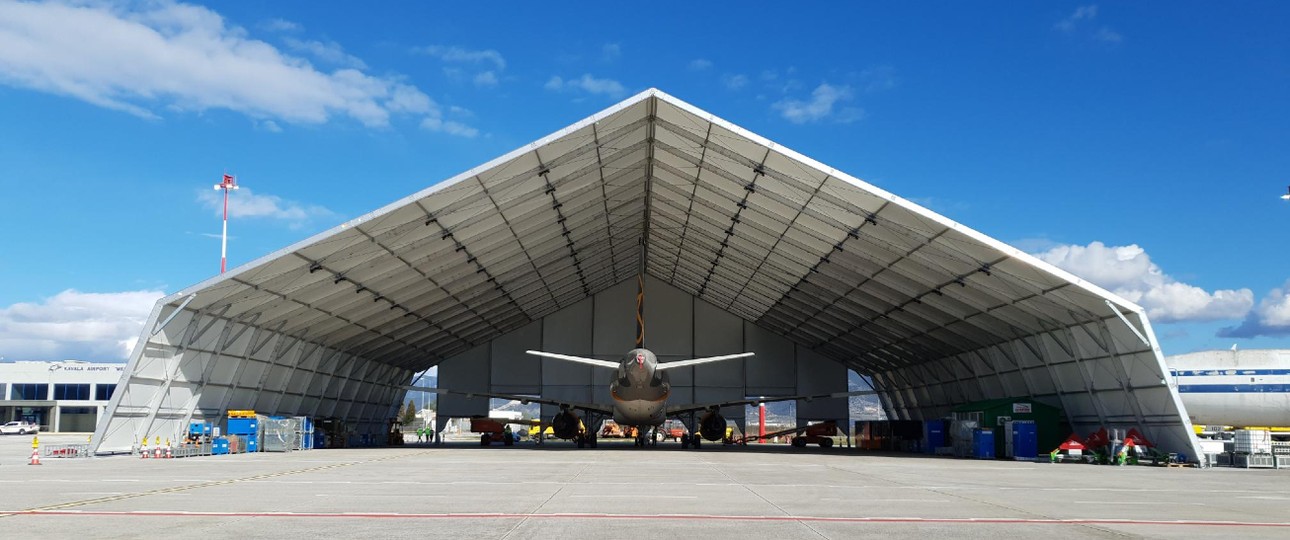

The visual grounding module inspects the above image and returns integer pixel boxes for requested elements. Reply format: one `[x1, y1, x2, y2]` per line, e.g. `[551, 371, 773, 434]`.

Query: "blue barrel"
[973, 428, 995, 459]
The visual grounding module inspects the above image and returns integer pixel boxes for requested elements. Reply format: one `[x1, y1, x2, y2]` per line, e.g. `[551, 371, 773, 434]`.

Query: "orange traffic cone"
[153, 446, 161, 459]
[164, 445, 172, 459]
[29, 447, 41, 466]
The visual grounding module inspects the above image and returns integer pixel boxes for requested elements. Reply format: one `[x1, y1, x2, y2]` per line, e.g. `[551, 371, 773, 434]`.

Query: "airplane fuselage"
[609, 348, 669, 427]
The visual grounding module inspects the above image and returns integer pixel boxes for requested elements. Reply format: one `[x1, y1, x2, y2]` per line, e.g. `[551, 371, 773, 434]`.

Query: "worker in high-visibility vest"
[1049, 448, 1059, 463]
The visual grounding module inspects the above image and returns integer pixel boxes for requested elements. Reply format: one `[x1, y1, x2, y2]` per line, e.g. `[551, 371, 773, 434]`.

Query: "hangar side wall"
[872, 312, 1202, 459]
[93, 303, 412, 454]
[437, 275, 851, 429]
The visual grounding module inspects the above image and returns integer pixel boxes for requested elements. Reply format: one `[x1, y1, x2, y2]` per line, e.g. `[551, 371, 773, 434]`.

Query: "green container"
[951, 398, 1062, 458]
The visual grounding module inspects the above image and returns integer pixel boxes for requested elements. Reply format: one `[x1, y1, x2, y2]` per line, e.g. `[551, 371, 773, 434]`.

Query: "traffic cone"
[164, 439, 172, 459]
[141, 438, 149, 459]
[153, 446, 161, 459]
[29, 448, 41, 466]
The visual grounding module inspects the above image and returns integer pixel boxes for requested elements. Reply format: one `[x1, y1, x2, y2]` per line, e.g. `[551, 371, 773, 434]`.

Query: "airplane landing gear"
[680, 433, 702, 449]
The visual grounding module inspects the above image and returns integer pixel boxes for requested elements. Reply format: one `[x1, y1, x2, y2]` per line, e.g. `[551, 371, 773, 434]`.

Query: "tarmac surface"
[3, 433, 1289, 539]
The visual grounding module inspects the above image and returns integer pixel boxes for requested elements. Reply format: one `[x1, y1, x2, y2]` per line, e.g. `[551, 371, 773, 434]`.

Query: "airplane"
[411, 346, 873, 449]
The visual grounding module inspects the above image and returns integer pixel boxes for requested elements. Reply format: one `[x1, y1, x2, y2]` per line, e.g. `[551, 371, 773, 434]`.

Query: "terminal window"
[54, 383, 91, 400]
[11, 383, 49, 400]
[95, 384, 117, 401]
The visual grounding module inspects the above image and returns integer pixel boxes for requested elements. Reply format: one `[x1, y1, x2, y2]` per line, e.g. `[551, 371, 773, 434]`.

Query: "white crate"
[1235, 453, 1275, 469]
[1234, 430, 1272, 454]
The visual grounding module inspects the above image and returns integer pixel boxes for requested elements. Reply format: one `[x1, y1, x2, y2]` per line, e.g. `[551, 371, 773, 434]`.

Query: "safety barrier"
[171, 443, 213, 458]
[42, 443, 92, 459]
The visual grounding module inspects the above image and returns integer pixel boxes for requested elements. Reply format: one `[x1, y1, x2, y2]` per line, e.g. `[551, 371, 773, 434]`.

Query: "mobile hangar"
[91, 89, 1203, 463]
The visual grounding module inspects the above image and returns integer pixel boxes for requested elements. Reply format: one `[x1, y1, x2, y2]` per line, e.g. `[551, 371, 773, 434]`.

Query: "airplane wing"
[663, 389, 879, 417]
[404, 385, 614, 416]
[655, 352, 755, 371]
[524, 350, 621, 369]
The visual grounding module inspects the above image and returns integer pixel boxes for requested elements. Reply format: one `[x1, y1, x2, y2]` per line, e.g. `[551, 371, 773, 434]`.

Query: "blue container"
[313, 432, 325, 449]
[924, 420, 946, 454]
[1010, 421, 1038, 459]
[246, 437, 258, 452]
[212, 437, 230, 455]
[972, 428, 995, 459]
[189, 422, 211, 436]
[227, 418, 258, 435]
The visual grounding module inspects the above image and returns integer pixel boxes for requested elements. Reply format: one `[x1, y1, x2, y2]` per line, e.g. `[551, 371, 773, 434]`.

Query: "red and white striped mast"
[213, 174, 239, 274]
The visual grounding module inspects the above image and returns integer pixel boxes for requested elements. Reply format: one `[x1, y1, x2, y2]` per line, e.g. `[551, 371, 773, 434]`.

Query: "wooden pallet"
[1164, 462, 1190, 468]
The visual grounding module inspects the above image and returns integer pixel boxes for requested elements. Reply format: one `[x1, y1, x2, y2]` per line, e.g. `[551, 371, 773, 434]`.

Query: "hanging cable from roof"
[636, 272, 646, 348]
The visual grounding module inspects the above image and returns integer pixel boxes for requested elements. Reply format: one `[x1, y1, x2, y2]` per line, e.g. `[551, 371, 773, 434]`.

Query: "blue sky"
[0, 1, 1287, 361]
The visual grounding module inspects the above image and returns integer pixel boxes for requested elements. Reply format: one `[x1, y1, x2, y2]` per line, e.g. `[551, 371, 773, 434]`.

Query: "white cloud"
[0, 1, 445, 128]
[544, 74, 626, 98]
[773, 83, 862, 124]
[261, 18, 301, 33]
[1034, 242, 1253, 323]
[858, 66, 897, 93]
[198, 186, 335, 225]
[722, 73, 748, 90]
[421, 116, 478, 138]
[284, 37, 367, 69]
[473, 70, 498, 87]
[1055, 5, 1098, 32]
[414, 45, 506, 71]
[416, 44, 506, 90]
[0, 289, 166, 361]
[1095, 27, 1123, 43]
[1220, 281, 1290, 337]
[688, 59, 712, 71]
[601, 43, 621, 62]
[259, 120, 282, 132]
[1055, 5, 1122, 43]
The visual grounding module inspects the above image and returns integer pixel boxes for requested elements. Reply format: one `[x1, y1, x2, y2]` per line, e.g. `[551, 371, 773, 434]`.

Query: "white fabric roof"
[94, 89, 1201, 459]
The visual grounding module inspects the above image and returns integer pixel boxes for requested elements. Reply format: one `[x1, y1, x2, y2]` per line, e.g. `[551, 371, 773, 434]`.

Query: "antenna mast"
[213, 174, 240, 274]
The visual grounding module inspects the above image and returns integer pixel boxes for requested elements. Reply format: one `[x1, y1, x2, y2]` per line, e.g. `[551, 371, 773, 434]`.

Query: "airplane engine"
[699, 411, 726, 441]
[551, 410, 582, 440]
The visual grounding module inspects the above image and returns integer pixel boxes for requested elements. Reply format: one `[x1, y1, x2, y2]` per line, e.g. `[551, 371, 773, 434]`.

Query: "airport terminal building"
[1, 360, 124, 432]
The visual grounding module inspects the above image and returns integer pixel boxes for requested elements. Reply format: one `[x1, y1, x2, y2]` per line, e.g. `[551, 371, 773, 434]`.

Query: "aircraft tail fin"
[655, 352, 754, 371]
[525, 350, 620, 369]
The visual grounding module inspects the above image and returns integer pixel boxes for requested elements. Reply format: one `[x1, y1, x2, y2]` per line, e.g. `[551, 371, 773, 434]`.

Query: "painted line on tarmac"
[2, 510, 1290, 528]
[822, 498, 945, 503]
[0, 450, 434, 518]
[1073, 501, 1207, 506]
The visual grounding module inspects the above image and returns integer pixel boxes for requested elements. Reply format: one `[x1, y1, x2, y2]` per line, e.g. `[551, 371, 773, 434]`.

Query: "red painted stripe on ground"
[4, 510, 1290, 528]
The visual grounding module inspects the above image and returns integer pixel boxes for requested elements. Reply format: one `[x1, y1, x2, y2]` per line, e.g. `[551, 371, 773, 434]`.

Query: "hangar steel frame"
[93, 89, 1202, 460]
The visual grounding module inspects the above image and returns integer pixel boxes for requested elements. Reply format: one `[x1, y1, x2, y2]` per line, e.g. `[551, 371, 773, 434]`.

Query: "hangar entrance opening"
[92, 89, 1202, 462]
